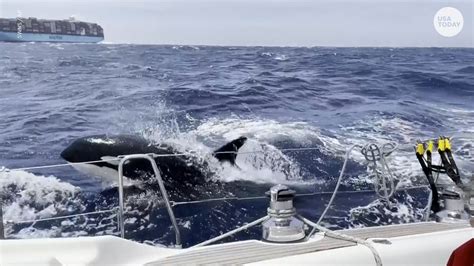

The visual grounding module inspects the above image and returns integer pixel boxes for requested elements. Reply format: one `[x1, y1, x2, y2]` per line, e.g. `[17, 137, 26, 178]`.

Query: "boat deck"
[148, 222, 471, 265]
[1, 221, 471, 266]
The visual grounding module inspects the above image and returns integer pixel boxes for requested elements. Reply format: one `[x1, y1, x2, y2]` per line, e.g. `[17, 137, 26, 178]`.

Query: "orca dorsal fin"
[213, 136, 247, 165]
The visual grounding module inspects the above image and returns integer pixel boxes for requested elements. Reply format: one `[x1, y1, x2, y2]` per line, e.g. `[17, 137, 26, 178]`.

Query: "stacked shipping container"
[0, 17, 104, 37]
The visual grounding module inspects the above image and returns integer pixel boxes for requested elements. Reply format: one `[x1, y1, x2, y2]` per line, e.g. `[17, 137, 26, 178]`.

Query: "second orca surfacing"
[61, 134, 248, 200]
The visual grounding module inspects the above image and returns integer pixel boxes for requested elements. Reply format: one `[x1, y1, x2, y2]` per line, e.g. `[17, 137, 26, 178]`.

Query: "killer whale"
[61, 134, 247, 199]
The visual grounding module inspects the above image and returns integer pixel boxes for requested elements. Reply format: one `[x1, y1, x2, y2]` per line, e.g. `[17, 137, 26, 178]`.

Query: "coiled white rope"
[361, 143, 397, 202]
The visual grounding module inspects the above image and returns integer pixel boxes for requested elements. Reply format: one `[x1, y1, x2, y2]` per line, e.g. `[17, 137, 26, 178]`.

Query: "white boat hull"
[1, 222, 472, 265]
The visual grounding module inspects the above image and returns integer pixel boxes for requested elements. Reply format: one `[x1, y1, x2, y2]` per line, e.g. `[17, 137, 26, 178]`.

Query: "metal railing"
[0, 147, 330, 242]
[117, 154, 181, 247]
[0, 153, 184, 246]
[0, 200, 4, 239]
[0, 143, 430, 246]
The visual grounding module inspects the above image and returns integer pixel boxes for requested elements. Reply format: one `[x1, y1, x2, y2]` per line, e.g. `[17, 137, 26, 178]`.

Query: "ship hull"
[0, 31, 103, 43]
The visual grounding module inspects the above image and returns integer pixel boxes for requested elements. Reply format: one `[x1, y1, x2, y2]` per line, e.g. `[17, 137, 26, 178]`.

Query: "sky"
[0, 0, 472, 47]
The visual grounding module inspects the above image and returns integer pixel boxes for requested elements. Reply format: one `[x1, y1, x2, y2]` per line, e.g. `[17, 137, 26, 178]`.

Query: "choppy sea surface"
[0, 43, 473, 247]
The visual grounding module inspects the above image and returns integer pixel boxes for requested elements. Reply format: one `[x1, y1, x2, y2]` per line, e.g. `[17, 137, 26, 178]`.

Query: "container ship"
[0, 17, 104, 43]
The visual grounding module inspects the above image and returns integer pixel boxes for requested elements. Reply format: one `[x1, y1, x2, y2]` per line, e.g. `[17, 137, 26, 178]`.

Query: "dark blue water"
[1, 43, 473, 246]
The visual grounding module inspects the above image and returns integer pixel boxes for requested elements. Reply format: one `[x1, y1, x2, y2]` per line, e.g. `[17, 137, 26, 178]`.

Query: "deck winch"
[436, 186, 470, 223]
[262, 184, 305, 243]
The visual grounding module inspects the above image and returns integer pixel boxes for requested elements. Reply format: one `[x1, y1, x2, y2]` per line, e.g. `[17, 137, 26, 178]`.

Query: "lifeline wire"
[1, 147, 326, 172]
[2, 142, 412, 228]
[3, 186, 429, 226]
[5, 208, 118, 225]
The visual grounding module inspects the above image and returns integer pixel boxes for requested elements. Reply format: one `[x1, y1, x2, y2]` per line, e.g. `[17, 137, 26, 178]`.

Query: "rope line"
[171, 185, 430, 206]
[192, 215, 270, 248]
[171, 189, 380, 206]
[298, 215, 383, 266]
[2, 158, 121, 172]
[315, 145, 359, 226]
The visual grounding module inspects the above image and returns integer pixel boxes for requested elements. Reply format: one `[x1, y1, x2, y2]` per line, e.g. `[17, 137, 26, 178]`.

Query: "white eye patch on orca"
[70, 163, 121, 185]
[87, 138, 116, 145]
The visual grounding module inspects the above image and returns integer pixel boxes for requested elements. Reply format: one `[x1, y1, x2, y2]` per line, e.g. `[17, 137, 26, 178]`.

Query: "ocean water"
[0, 43, 473, 247]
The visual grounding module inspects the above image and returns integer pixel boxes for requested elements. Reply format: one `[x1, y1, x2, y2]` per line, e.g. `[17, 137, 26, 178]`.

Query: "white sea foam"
[139, 115, 437, 189]
[143, 117, 341, 185]
[48, 43, 64, 50]
[14, 226, 62, 239]
[0, 169, 82, 237]
[218, 139, 303, 183]
[336, 114, 435, 187]
[274, 54, 288, 61]
[193, 117, 327, 147]
[348, 192, 427, 227]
